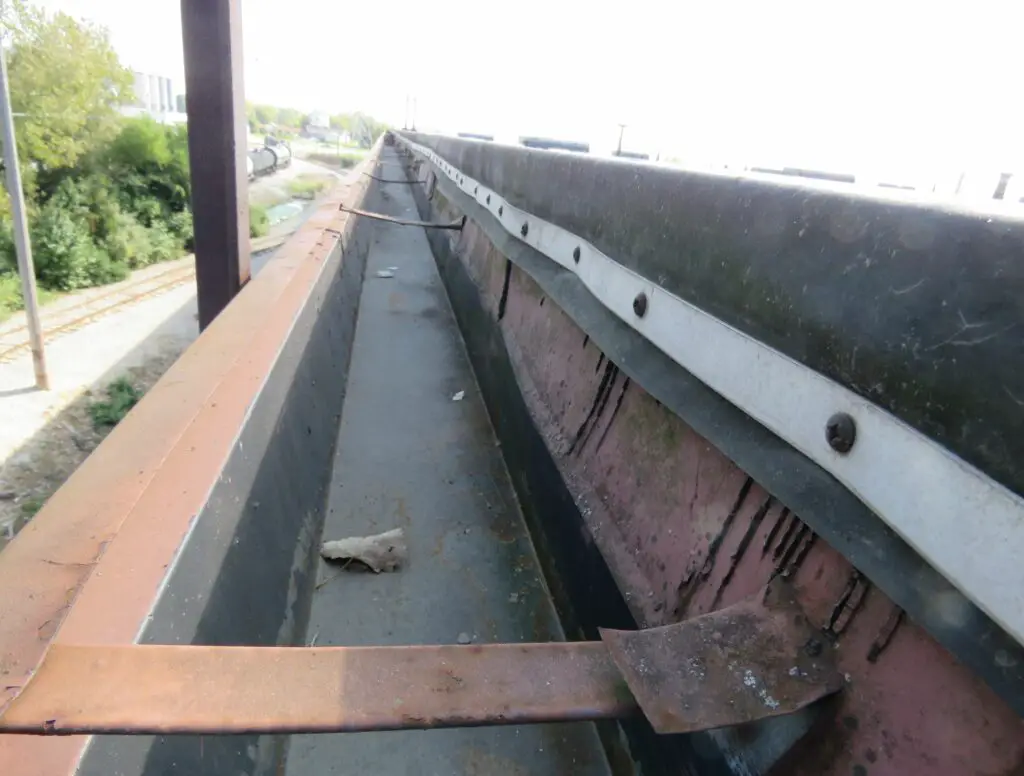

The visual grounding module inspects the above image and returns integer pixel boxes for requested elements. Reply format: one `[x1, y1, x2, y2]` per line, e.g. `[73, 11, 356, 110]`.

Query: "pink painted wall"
[424, 182, 1024, 776]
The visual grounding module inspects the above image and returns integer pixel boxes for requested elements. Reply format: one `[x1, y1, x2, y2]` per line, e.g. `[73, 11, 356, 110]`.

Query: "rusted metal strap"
[338, 204, 463, 230]
[361, 171, 423, 184]
[0, 643, 633, 735]
[0, 584, 840, 736]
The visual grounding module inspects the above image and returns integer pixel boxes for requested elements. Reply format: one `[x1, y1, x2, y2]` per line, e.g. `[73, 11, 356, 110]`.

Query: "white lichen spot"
[743, 669, 781, 710]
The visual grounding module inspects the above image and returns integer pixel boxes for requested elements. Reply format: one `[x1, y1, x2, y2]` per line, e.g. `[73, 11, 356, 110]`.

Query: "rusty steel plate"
[600, 582, 843, 734]
[0, 642, 636, 735]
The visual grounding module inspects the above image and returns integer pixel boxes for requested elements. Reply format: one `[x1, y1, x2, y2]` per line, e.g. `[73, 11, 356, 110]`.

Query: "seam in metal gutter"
[398, 135, 1024, 650]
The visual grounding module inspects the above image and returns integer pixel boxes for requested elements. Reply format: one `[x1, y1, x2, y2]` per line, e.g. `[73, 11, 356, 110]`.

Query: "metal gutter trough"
[0, 583, 839, 736]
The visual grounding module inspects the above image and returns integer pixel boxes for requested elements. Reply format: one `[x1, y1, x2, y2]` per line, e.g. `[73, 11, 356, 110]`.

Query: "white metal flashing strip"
[399, 136, 1024, 650]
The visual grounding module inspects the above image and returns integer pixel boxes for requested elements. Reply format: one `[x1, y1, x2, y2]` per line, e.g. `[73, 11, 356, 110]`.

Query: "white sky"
[38, 0, 1024, 174]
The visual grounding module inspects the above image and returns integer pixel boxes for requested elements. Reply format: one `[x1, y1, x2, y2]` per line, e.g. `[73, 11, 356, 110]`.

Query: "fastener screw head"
[633, 292, 648, 318]
[826, 413, 856, 453]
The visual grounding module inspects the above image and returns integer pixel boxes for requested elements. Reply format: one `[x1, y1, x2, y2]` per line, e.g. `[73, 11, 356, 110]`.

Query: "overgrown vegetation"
[88, 377, 142, 428]
[250, 204, 269, 238]
[0, 273, 57, 323]
[305, 152, 362, 170]
[246, 104, 388, 149]
[0, 2, 193, 318]
[286, 175, 329, 200]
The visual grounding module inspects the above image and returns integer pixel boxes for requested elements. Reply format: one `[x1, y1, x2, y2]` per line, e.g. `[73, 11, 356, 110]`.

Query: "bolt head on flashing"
[521, 222, 529, 237]
[633, 292, 648, 318]
[573, 246, 581, 263]
[826, 412, 856, 453]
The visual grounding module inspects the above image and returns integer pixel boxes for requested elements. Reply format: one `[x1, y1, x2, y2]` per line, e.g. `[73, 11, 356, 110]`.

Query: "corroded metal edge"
[600, 583, 843, 735]
[0, 643, 635, 735]
[0, 588, 839, 738]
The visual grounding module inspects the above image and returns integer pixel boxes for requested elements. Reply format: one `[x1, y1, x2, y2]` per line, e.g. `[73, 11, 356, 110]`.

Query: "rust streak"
[833, 576, 869, 635]
[568, 360, 617, 455]
[782, 532, 817, 579]
[594, 377, 631, 453]
[772, 515, 804, 563]
[710, 496, 773, 610]
[773, 524, 810, 578]
[497, 259, 512, 320]
[867, 606, 906, 663]
[761, 506, 790, 557]
[676, 477, 753, 616]
[825, 571, 861, 632]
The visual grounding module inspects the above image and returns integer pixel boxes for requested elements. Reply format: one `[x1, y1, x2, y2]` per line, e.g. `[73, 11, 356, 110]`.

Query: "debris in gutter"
[320, 527, 407, 573]
[375, 270, 395, 279]
[452, 391, 465, 401]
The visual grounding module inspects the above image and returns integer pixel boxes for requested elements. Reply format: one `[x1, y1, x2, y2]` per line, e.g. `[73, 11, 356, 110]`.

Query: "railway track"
[0, 264, 196, 364]
[0, 236, 287, 365]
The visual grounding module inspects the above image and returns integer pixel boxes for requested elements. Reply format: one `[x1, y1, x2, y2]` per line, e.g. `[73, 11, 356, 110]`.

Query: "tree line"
[0, 2, 195, 317]
[246, 104, 388, 148]
[0, 2, 390, 320]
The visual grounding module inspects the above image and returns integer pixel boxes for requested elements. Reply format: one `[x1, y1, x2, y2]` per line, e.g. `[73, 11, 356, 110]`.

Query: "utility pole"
[0, 37, 48, 389]
[616, 123, 626, 156]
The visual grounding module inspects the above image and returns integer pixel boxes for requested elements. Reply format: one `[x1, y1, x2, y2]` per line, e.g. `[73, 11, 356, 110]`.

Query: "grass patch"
[89, 377, 142, 429]
[19, 497, 44, 519]
[250, 204, 270, 238]
[0, 271, 60, 324]
[306, 151, 362, 170]
[286, 175, 330, 200]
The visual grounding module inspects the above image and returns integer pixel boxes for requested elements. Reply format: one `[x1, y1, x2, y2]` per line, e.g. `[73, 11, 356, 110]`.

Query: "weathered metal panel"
[402, 133, 1024, 505]
[403, 137, 1024, 719]
[411, 157, 1024, 775]
[399, 136, 1024, 660]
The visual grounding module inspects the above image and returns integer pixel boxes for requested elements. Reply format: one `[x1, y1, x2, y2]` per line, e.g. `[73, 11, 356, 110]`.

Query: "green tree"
[3, 1, 132, 172]
[348, 112, 388, 148]
[330, 113, 352, 133]
[252, 103, 277, 126]
[276, 107, 302, 128]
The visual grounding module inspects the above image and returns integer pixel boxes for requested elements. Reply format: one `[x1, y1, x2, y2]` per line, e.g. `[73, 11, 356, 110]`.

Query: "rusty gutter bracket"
[0, 584, 839, 737]
[339, 204, 464, 230]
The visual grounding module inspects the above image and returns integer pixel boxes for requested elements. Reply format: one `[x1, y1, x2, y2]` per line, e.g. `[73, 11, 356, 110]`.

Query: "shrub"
[145, 222, 180, 264]
[31, 203, 126, 290]
[89, 376, 142, 428]
[0, 271, 23, 320]
[0, 270, 58, 322]
[250, 204, 269, 238]
[306, 151, 361, 170]
[102, 210, 151, 268]
[168, 209, 193, 248]
[287, 176, 328, 200]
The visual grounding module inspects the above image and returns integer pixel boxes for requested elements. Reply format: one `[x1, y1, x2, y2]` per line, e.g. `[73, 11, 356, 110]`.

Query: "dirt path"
[0, 347, 186, 547]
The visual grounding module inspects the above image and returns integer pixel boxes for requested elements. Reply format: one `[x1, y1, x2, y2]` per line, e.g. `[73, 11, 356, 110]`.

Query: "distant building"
[126, 70, 186, 124]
